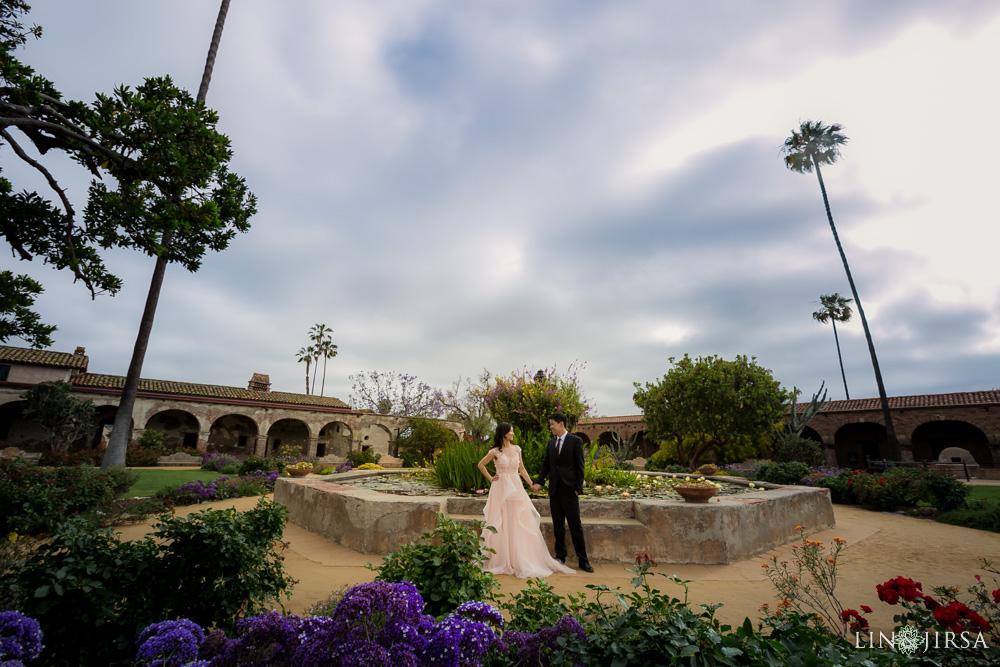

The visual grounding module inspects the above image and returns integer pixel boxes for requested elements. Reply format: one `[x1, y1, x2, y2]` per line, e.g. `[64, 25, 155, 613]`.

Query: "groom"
[532, 412, 593, 572]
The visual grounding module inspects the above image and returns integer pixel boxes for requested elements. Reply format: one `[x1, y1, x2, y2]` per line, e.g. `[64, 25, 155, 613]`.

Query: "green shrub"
[396, 417, 456, 467]
[3, 501, 293, 666]
[433, 440, 489, 493]
[0, 459, 137, 534]
[239, 455, 285, 475]
[125, 446, 162, 467]
[753, 461, 811, 485]
[772, 434, 827, 467]
[584, 465, 640, 487]
[38, 448, 103, 466]
[937, 499, 1000, 533]
[923, 469, 972, 511]
[848, 467, 970, 512]
[136, 428, 165, 450]
[345, 449, 381, 468]
[369, 513, 498, 619]
[496, 577, 586, 632]
[812, 469, 857, 505]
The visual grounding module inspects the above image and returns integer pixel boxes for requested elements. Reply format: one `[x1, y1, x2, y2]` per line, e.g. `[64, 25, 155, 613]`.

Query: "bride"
[477, 422, 575, 577]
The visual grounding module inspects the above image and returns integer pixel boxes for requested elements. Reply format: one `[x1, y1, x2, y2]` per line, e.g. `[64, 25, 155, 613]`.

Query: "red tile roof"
[579, 415, 645, 425]
[804, 390, 1000, 413]
[73, 373, 350, 409]
[0, 345, 88, 370]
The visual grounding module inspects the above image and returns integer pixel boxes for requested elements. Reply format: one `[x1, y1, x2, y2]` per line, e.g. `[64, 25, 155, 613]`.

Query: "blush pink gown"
[481, 445, 575, 578]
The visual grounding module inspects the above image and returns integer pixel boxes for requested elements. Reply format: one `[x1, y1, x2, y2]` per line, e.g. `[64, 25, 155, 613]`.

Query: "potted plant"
[673, 476, 721, 503]
[286, 461, 314, 477]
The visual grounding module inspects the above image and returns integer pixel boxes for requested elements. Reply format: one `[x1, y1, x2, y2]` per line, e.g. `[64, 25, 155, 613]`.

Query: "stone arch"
[208, 414, 259, 454]
[573, 431, 591, 445]
[267, 418, 310, 456]
[0, 400, 40, 444]
[89, 404, 119, 449]
[596, 431, 617, 448]
[318, 420, 352, 458]
[800, 426, 822, 443]
[834, 422, 888, 468]
[911, 420, 993, 467]
[357, 423, 393, 457]
[144, 409, 202, 450]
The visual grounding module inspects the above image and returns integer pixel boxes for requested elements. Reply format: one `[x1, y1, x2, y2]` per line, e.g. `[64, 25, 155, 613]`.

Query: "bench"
[0, 446, 42, 464]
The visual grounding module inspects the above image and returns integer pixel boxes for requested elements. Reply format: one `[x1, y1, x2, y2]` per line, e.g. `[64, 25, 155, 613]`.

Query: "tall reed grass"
[433, 440, 490, 492]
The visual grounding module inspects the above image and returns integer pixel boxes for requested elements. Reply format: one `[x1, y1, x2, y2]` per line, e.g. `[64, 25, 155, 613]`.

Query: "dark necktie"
[556, 437, 563, 455]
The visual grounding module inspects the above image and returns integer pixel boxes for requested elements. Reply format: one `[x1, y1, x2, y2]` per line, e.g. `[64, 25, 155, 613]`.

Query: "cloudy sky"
[5, 0, 1000, 416]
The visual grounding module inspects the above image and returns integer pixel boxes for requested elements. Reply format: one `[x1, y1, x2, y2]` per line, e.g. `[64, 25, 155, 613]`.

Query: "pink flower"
[476, 489, 484, 495]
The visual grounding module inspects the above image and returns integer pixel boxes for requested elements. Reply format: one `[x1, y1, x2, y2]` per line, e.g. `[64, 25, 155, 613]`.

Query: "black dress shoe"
[579, 562, 594, 573]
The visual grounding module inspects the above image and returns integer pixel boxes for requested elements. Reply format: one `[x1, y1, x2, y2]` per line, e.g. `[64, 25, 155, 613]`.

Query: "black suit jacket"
[534, 432, 585, 496]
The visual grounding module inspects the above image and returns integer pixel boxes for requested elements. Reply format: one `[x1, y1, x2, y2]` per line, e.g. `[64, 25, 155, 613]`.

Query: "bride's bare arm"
[477, 449, 498, 482]
[517, 451, 533, 486]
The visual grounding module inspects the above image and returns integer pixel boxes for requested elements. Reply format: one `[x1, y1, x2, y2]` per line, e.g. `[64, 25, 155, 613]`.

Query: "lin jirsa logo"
[856, 626, 989, 655]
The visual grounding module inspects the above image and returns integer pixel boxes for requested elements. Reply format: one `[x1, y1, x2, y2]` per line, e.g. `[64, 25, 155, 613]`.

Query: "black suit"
[534, 432, 589, 566]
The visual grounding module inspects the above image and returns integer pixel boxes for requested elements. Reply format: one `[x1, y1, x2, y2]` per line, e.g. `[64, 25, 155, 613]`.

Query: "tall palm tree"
[313, 333, 338, 397]
[307, 323, 331, 394]
[103, 0, 233, 468]
[296, 346, 314, 395]
[782, 120, 900, 460]
[813, 293, 853, 400]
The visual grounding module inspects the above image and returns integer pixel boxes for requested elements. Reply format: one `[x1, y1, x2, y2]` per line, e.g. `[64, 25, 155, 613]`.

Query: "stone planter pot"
[286, 468, 311, 478]
[674, 485, 719, 503]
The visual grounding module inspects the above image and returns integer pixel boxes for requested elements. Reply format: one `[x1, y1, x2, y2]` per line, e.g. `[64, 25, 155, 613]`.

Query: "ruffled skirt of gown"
[481, 472, 575, 578]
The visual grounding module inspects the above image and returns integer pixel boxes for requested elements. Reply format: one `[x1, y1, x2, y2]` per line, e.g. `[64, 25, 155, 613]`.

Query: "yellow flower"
[749, 483, 755, 488]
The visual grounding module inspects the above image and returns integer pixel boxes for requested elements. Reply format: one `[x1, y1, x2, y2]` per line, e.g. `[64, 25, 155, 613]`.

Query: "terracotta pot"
[286, 468, 311, 477]
[674, 485, 719, 503]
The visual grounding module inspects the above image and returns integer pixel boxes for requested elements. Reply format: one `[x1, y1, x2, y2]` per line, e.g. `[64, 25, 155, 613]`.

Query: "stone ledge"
[157, 452, 202, 466]
[274, 474, 835, 565]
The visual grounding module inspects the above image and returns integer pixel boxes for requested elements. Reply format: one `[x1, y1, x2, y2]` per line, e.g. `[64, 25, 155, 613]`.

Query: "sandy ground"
[115, 481, 1000, 634]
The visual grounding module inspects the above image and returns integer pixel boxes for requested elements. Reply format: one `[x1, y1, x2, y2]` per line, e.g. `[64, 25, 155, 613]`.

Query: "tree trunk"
[100, 1, 231, 469]
[320, 356, 327, 397]
[830, 318, 850, 400]
[102, 253, 168, 468]
[304, 360, 311, 394]
[814, 162, 900, 459]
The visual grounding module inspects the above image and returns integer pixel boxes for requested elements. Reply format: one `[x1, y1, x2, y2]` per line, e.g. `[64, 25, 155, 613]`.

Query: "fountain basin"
[274, 471, 835, 565]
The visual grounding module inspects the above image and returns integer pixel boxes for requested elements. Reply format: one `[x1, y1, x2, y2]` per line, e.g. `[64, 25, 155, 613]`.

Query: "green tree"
[395, 417, 457, 467]
[309, 322, 337, 396]
[812, 293, 853, 399]
[0, 270, 53, 347]
[782, 120, 900, 459]
[20, 380, 95, 452]
[295, 346, 314, 395]
[103, 0, 252, 469]
[633, 354, 791, 470]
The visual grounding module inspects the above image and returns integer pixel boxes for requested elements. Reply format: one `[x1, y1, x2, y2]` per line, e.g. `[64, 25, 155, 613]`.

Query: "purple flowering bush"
[133, 582, 586, 667]
[200, 453, 242, 473]
[0, 611, 43, 666]
[155, 471, 279, 506]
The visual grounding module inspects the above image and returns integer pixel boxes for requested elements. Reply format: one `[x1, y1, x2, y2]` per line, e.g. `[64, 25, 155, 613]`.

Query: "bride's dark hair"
[493, 422, 513, 450]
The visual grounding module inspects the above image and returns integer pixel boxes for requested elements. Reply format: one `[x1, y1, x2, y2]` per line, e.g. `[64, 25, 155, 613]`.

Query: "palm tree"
[307, 323, 335, 395]
[315, 335, 338, 397]
[103, 0, 233, 469]
[782, 120, 900, 460]
[812, 293, 853, 400]
[296, 346, 314, 395]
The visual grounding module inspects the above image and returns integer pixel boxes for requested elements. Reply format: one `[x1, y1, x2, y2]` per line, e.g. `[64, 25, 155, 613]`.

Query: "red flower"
[877, 577, 924, 605]
[841, 608, 870, 633]
[922, 595, 941, 611]
[993, 589, 1000, 604]
[860, 605, 873, 614]
[933, 601, 990, 634]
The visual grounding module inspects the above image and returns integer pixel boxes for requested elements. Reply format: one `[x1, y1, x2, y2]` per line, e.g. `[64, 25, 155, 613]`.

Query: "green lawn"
[969, 485, 1000, 501]
[126, 468, 224, 497]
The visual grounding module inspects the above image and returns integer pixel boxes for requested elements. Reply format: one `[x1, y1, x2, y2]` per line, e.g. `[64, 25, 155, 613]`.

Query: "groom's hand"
[531, 483, 541, 492]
